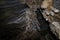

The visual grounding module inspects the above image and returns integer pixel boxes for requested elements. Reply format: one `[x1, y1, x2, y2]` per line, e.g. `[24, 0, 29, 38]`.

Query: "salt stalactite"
[25, 9, 40, 32]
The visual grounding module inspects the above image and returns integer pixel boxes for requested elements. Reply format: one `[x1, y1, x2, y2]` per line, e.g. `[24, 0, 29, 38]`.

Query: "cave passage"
[0, 0, 59, 40]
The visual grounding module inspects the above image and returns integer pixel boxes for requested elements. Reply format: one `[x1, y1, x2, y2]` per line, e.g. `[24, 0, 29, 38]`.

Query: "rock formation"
[41, 0, 60, 39]
[0, 0, 60, 40]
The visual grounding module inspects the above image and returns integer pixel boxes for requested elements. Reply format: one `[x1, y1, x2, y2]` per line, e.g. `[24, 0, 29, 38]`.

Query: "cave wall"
[53, 0, 60, 10]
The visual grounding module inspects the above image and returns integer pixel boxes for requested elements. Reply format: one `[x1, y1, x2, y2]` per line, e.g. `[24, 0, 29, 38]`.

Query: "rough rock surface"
[0, 0, 59, 40]
[41, 0, 60, 39]
[53, 0, 60, 10]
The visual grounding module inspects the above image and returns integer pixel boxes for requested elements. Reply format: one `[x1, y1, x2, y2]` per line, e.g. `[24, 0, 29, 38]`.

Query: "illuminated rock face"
[41, 0, 60, 39]
[42, 9, 60, 39]
[50, 0, 60, 39]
